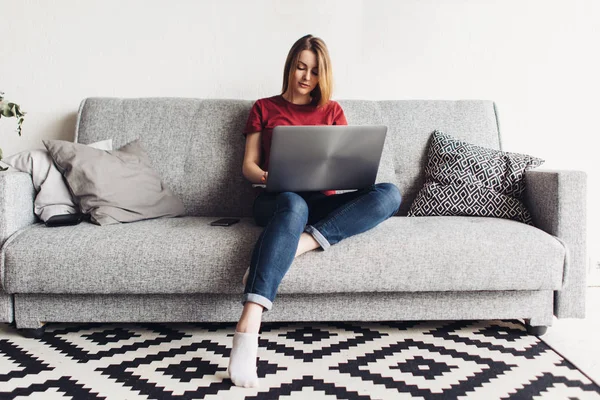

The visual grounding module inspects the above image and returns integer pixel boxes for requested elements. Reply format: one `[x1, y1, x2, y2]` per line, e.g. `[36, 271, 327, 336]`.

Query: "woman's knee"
[276, 192, 309, 220]
[374, 183, 402, 215]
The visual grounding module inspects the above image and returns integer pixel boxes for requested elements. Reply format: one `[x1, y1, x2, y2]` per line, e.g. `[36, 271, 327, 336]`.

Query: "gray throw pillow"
[408, 130, 544, 224]
[44, 139, 185, 225]
[1, 139, 112, 222]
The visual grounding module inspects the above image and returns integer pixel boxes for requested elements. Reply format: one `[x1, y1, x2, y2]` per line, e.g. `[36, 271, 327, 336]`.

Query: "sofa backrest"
[75, 98, 501, 217]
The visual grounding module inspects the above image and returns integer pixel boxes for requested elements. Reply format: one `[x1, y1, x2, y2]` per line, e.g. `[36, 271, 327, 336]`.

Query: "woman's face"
[291, 50, 319, 97]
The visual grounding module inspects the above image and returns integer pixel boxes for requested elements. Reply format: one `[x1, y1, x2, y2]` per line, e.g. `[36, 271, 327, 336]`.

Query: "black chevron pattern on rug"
[0, 320, 598, 399]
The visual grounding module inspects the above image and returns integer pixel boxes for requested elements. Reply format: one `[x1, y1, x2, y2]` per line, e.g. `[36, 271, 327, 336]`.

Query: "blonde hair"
[281, 34, 333, 107]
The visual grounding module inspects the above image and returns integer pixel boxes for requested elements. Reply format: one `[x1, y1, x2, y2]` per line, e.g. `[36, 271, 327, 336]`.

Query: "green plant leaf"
[0, 102, 15, 117]
[0, 94, 26, 136]
[0, 97, 26, 136]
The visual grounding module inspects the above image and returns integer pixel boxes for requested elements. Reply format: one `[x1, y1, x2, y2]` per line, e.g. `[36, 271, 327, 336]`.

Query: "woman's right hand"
[261, 171, 268, 184]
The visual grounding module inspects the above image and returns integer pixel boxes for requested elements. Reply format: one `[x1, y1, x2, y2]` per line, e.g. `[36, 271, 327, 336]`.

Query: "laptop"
[258, 125, 387, 193]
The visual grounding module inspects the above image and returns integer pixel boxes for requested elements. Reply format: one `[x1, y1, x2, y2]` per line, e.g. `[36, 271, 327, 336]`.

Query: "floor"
[541, 286, 600, 385]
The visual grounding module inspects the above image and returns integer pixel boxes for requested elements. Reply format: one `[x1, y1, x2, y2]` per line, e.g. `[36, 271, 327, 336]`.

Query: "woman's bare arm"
[242, 132, 268, 184]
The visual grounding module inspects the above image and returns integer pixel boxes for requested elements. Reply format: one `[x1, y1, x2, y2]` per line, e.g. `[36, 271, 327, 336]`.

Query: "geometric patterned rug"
[1, 320, 598, 399]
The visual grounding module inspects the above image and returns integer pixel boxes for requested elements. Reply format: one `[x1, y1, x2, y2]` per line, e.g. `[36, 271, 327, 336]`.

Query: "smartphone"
[45, 213, 86, 227]
[210, 218, 240, 226]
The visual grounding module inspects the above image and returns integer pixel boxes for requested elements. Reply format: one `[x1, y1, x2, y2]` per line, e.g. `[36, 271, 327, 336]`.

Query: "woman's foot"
[228, 302, 264, 388]
[242, 267, 250, 286]
[228, 331, 259, 388]
[295, 232, 320, 257]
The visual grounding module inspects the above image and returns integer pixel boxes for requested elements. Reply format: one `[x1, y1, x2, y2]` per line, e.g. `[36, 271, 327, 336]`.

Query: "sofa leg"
[525, 322, 548, 336]
[19, 325, 46, 339]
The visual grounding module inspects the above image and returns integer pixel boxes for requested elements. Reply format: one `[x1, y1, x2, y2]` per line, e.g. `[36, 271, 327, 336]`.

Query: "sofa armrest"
[524, 169, 587, 318]
[0, 170, 36, 322]
[0, 170, 36, 246]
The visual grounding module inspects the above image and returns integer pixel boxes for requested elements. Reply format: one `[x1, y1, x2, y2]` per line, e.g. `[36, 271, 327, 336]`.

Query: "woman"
[228, 34, 402, 388]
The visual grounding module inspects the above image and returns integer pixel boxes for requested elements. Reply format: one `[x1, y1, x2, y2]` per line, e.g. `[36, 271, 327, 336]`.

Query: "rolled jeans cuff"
[304, 225, 331, 250]
[242, 293, 273, 312]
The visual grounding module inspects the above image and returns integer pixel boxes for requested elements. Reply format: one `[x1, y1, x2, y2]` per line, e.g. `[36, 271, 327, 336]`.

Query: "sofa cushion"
[2, 216, 565, 295]
[1, 139, 112, 222]
[408, 131, 544, 223]
[44, 139, 185, 225]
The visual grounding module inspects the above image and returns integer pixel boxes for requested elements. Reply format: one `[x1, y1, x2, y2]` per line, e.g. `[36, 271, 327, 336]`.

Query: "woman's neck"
[282, 91, 312, 105]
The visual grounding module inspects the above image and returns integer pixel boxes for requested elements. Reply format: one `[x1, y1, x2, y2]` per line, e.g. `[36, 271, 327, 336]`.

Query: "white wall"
[1, 0, 598, 262]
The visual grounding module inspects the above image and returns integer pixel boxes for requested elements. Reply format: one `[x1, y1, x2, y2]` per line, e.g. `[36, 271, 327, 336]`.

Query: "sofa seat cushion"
[1, 216, 565, 295]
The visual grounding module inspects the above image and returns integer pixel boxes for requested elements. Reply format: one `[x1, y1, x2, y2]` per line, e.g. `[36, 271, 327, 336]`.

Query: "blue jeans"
[242, 183, 402, 311]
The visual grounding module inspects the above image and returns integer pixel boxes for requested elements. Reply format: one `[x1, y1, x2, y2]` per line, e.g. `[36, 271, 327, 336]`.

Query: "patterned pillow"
[408, 131, 544, 224]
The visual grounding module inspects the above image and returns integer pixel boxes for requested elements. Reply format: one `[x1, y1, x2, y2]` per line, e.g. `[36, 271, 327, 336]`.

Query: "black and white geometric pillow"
[408, 131, 544, 224]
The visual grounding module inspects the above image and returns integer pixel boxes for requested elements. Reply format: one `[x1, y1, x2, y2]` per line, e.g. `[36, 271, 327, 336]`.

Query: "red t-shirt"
[243, 95, 348, 172]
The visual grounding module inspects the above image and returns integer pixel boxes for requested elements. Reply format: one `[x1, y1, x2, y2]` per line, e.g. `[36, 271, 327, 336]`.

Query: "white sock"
[228, 331, 259, 388]
[242, 267, 250, 286]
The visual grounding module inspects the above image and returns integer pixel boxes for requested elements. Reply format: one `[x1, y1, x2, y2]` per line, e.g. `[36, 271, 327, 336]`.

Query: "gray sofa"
[0, 98, 587, 335]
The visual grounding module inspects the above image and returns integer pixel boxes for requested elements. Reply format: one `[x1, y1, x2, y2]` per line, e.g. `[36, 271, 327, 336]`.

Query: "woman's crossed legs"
[228, 183, 401, 387]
